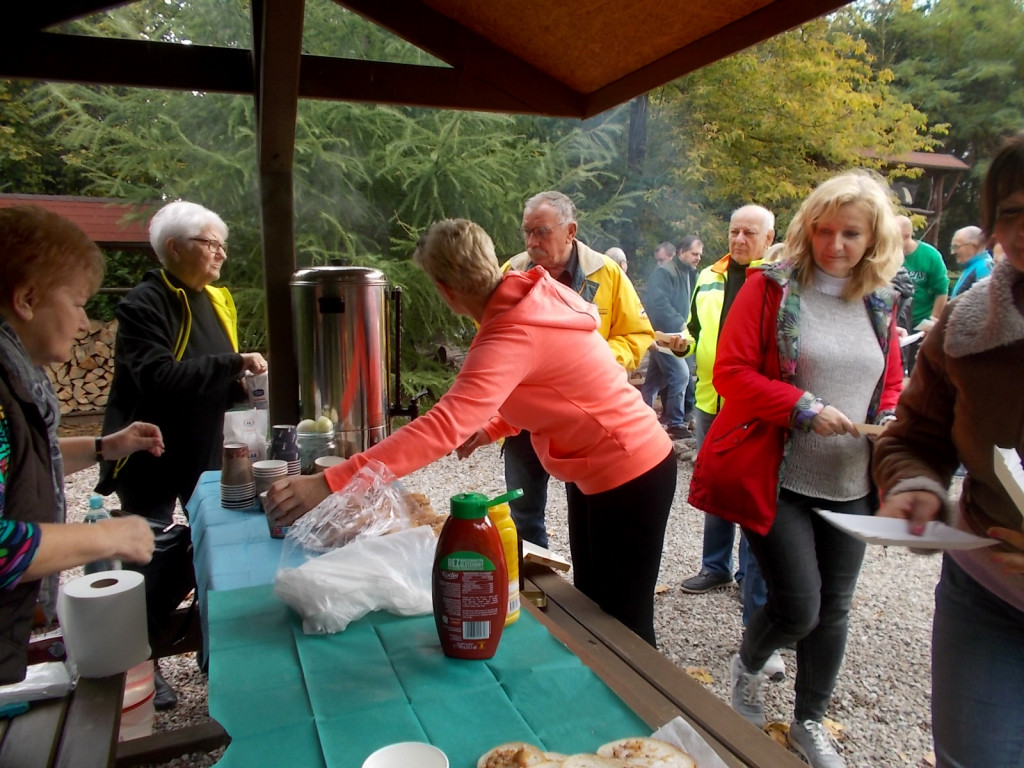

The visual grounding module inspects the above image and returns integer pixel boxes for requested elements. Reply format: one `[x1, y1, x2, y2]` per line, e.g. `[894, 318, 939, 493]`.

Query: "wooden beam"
[10, 2, 131, 31]
[253, 0, 304, 426]
[338, 0, 584, 116]
[299, 56, 579, 117]
[0, 33, 255, 94]
[0, 33, 585, 117]
[584, 0, 851, 117]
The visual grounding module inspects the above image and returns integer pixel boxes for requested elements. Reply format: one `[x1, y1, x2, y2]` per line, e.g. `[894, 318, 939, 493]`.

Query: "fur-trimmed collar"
[945, 260, 1024, 358]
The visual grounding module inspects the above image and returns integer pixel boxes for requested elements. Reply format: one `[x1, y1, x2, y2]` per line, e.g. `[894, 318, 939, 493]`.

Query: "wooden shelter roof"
[3, 0, 853, 423]
[6, 0, 849, 118]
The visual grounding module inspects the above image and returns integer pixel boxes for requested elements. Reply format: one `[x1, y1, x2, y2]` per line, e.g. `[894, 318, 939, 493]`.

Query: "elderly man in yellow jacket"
[680, 205, 786, 680]
[500, 190, 653, 547]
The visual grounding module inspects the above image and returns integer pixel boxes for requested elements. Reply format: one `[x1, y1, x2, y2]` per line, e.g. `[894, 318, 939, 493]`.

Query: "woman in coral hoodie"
[267, 218, 676, 645]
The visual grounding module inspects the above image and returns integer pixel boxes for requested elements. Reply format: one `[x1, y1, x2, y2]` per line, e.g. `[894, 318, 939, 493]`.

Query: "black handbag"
[122, 519, 197, 643]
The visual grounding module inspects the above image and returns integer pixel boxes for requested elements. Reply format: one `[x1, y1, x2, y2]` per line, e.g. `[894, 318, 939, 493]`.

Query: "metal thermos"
[290, 266, 419, 457]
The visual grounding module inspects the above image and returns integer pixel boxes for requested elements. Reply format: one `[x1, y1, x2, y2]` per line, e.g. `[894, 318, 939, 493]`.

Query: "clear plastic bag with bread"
[273, 459, 447, 634]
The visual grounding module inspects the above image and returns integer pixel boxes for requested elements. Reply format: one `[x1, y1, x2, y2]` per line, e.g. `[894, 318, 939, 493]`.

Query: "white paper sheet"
[993, 446, 1024, 524]
[652, 715, 730, 768]
[653, 331, 686, 355]
[815, 509, 998, 550]
[899, 331, 924, 348]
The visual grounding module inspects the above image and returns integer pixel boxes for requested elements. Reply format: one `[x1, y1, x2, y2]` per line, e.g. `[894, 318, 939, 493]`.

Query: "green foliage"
[844, 0, 1024, 249]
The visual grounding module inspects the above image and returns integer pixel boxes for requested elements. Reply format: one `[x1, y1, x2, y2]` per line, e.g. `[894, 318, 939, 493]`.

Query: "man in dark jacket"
[641, 240, 696, 440]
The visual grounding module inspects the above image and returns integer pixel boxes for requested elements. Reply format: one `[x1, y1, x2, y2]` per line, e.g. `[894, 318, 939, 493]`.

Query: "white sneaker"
[788, 719, 845, 768]
[763, 649, 786, 682]
[729, 653, 765, 727]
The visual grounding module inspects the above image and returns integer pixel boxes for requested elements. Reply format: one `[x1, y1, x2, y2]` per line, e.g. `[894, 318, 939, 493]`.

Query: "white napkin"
[652, 715, 731, 768]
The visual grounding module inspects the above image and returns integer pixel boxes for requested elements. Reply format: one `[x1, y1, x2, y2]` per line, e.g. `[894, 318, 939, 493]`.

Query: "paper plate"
[815, 509, 998, 550]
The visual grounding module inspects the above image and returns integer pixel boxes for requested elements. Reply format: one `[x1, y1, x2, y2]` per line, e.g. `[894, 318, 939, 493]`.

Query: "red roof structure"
[0, 193, 151, 248]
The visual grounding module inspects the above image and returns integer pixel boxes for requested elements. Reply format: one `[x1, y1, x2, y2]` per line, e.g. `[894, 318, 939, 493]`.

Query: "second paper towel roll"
[58, 570, 150, 678]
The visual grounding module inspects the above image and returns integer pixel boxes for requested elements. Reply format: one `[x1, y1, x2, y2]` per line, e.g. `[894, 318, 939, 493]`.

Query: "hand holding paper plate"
[815, 509, 998, 550]
[654, 330, 690, 355]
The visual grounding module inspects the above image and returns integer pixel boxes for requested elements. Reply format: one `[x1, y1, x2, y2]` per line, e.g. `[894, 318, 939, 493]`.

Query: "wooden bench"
[0, 673, 125, 768]
[6, 604, 229, 768]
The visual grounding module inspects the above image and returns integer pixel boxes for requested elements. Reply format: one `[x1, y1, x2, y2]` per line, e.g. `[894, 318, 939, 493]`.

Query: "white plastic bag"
[0, 661, 73, 708]
[273, 526, 436, 634]
[280, 460, 422, 558]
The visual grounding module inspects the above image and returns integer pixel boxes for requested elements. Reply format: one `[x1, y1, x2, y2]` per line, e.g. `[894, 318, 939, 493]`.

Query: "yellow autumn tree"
[646, 18, 938, 247]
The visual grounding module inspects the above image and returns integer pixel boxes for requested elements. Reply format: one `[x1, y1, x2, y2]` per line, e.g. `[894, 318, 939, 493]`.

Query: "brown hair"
[981, 134, 1024, 234]
[0, 206, 104, 308]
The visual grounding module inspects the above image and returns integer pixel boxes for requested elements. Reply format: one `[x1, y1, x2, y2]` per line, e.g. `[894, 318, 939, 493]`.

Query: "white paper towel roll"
[57, 570, 150, 678]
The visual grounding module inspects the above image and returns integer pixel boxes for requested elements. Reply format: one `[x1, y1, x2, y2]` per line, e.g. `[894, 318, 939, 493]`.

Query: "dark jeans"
[502, 430, 552, 547]
[567, 450, 676, 647]
[741, 488, 870, 722]
[932, 557, 1024, 768]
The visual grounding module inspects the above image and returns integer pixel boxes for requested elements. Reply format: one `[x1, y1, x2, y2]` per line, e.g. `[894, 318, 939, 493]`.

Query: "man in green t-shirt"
[898, 216, 948, 373]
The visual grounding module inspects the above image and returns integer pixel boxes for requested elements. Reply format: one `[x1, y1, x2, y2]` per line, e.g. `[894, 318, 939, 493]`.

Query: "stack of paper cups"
[57, 570, 150, 678]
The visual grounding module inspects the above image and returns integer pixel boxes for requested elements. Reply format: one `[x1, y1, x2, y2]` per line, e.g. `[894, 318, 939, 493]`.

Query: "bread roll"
[596, 737, 696, 768]
[477, 742, 547, 768]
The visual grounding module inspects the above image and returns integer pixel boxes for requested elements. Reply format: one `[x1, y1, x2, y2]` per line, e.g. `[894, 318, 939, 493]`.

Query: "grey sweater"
[781, 272, 885, 501]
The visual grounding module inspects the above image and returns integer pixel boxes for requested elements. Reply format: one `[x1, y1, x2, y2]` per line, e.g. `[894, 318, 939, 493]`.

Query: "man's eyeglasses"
[190, 237, 227, 254]
[520, 225, 554, 240]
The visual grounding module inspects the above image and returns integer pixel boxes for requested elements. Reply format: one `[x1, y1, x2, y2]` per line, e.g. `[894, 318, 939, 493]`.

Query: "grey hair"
[605, 246, 627, 266]
[731, 205, 775, 233]
[523, 191, 577, 225]
[955, 225, 985, 247]
[656, 241, 675, 258]
[149, 201, 228, 266]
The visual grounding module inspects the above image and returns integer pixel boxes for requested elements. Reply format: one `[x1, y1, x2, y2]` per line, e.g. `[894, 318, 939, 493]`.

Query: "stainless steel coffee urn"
[290, 266, 419, 457]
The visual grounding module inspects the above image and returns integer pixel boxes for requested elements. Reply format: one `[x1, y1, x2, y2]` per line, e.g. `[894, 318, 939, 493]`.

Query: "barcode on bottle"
[462, 621, 491, 640]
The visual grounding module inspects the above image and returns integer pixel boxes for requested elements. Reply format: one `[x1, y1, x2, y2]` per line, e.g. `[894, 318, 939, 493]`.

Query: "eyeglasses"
[189, 237, 227, 254]
[520, 225, 555, 240]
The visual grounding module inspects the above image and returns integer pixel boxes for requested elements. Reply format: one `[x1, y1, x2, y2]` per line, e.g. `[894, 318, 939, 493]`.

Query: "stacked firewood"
[47, 319, 117, 415]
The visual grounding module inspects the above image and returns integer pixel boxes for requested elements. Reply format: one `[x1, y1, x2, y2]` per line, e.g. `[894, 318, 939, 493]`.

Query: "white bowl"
[362, 742, 448, 768]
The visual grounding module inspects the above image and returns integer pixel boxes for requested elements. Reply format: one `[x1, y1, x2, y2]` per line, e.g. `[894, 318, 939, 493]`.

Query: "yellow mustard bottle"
[486, 490, 523, 626]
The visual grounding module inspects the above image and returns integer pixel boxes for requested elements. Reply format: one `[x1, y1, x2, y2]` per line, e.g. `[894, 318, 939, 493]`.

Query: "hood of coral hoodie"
[482, 267, 600, 334]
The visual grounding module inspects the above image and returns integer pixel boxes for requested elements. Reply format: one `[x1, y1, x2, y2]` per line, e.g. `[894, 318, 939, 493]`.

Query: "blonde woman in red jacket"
[268, 219, 676, 646]
[689, 171, 903, 767]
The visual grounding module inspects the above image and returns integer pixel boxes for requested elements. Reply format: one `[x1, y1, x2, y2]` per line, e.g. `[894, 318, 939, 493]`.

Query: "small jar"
[296, 432, 337, 474]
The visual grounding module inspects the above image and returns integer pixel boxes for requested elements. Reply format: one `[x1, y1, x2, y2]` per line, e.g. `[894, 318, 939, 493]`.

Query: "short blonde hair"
[785, 170, 901, 300]
[413, 219, 502, 296]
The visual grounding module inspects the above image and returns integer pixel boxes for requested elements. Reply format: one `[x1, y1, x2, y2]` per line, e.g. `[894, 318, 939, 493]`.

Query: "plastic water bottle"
[84, 494, 121, 574]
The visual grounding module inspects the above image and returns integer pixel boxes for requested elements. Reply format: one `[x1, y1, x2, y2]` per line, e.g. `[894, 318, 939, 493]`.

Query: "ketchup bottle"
[432, 489, 522, 660]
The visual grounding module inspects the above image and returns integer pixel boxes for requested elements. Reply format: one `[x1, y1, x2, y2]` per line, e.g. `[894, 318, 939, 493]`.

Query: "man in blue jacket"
[641, 240, 697, 440]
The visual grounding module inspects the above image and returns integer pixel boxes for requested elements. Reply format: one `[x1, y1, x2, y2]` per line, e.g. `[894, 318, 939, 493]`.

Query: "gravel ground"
[62, 440, 946, 768]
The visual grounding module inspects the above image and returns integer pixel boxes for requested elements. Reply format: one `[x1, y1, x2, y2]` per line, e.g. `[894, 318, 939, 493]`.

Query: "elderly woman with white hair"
[98, 200, 266, 708]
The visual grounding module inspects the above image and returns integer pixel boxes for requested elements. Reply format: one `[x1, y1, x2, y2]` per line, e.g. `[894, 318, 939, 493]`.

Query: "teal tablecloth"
[208, 585, 648, 768]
